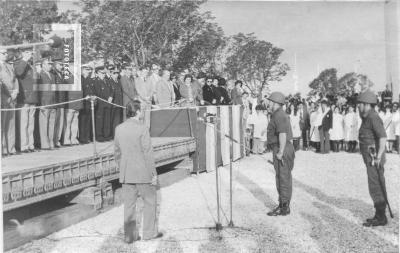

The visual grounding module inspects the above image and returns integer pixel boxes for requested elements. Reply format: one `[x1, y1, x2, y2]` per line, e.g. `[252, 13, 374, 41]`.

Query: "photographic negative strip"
[33, 23, 81, 91]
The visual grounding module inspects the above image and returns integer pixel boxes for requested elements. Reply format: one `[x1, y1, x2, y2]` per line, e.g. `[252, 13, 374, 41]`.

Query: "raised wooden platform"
[2, 137, 196, 212]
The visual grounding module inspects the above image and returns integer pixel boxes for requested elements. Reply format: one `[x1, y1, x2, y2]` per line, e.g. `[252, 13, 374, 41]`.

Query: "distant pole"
[90, 96, 97, 156]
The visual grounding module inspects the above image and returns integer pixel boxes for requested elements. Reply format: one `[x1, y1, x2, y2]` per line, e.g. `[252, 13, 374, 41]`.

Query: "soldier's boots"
[267, 202, 290, 216]
[363, 203, 387, 227]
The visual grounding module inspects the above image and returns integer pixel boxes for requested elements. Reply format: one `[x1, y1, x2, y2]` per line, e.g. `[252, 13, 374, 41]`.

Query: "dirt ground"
[8, 151, 400, 253]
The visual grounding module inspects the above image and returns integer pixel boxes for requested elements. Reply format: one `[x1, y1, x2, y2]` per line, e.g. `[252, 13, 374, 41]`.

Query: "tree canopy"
[225, 33, 289, 95]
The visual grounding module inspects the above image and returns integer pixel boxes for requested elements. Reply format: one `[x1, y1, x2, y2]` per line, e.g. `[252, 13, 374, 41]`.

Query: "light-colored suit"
[155, 79, 175, 108]
[0, 62, 19, 154]
[114, 117, 158, 240]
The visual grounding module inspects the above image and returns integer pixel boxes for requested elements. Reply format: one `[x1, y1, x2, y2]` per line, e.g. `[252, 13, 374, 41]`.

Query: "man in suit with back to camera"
[114, 100, 163, 243]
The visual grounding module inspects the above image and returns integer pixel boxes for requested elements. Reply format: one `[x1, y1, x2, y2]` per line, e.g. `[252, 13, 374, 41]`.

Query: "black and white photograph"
[0, 0, 399, 252]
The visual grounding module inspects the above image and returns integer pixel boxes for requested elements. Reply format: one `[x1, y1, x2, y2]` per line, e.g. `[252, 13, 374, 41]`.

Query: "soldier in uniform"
[357, 90, 389, 227]
[108, 67, 123, 137]
[79, 63, 95, 144]
[93, 66, 114, 142]
[52, 57, 68, 147]
[0, 48, 19, 156]
[266, 91, 296, 216]
[14, 48, 38, 153]
[38, 58, 57, 149]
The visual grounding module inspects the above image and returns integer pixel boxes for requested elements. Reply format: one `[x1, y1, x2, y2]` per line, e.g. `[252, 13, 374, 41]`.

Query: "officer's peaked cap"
[267, 92, 286, 105]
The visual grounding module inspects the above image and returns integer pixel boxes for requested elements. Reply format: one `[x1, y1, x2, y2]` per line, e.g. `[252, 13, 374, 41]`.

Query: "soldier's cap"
[42, 57, 53, 64]
[393, 102, 399, 106]
[95, 66, 105, 72]
[82, 63, 93, 69]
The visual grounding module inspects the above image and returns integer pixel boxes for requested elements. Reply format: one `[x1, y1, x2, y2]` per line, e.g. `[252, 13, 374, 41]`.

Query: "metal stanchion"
[90, 96, 97, 156]
[228, 137, 234, 227]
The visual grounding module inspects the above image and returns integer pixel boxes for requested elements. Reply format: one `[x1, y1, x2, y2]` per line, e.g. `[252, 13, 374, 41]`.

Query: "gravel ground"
[8, 151, 400, 253]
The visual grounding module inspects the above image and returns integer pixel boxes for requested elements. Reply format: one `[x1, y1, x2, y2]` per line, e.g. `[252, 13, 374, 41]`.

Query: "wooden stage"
[2, 137, 196, 212]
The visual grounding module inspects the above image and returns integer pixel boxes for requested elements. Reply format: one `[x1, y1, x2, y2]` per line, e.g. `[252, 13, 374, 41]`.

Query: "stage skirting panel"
[150, 105, 245, 173]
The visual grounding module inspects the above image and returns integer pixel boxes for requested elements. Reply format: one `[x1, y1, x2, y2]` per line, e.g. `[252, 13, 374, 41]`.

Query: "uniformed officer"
[93, 66, 114, 141]
[357, 90, 388, 227]
[266, 91, 295, 216]
[78, 63, 95, 144]
[108, 67, 123, 137]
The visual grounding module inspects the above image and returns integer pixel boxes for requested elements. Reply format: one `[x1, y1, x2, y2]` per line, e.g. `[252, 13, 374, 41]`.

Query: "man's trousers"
[54, 108, 64, 146]
[360, 144, 387, 205]
[1, 108, 16, 155]
[319, 128, 330, 154]
[122, 183, 157, 240]
[63, 109, 79, 145]
[39, 108, 56, 149]
[95, 106, 112, 141]
[272, 143, 295, 204]
[19, 104, 36, 151]
[78, 109, 92, 143]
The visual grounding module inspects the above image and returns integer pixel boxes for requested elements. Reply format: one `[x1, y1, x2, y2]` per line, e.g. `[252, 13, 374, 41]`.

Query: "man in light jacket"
[114, 100, 163, 243]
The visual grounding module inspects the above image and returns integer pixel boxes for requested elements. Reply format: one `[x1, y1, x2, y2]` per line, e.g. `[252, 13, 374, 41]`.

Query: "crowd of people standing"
[244, 91, 400, 156]
[0, 47, 252, 156]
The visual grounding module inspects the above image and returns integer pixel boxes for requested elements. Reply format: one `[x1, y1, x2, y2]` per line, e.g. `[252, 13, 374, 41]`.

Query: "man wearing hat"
[79, 63, 95, 144]
[266, 91, 295, 216]
[38, 57, 57, 149]
[0, 48, 19, 156]
[14, 48, 38, 153]
[357, 90, 388, 227]
[63, 62, 82, 146]
[217, 77, 231, 105]
[120, 64, 137, 121]
[51, 56, 68, 147]
[108, 66, 123, 136]
[93, 65, 114, 141]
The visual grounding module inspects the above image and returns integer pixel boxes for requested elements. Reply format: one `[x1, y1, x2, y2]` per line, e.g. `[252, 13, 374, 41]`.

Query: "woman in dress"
[381, 104, 395, 152]
[309, 103, 321, 152]
[344, 105, 358, 152]
[179, 74, 197, 107]
[330, 106, 344, 152]
[288, 103, 301, 151]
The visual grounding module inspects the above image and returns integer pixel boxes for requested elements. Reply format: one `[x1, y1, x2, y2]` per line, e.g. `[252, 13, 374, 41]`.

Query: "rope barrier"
[0, 97, 89, 111]
[0, 94, 242, 113]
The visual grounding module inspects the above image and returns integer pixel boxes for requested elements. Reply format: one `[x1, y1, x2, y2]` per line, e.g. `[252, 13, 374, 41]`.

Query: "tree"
[225, 33, 289, 96]
[308, 69, 375, 102]
[75, 0, 225, 71]
[308, 68, 338, 98]
[0, 0, 69, 45]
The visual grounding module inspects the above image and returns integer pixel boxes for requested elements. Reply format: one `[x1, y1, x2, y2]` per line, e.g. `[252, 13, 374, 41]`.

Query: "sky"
[57, 0, 388, 95]
[200, 1, 387, 95]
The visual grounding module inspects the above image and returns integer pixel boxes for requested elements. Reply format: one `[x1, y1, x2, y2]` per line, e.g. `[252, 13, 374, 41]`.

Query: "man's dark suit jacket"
[320, 109, 333, 131]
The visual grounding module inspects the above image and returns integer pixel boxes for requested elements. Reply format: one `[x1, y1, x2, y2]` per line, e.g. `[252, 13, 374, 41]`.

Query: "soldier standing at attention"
[357, 90, 389, 227]
[266, 91, 295, 216]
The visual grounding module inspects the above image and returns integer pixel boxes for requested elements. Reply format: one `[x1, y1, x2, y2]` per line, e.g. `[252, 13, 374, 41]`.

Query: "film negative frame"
[33, 23, 81, 91]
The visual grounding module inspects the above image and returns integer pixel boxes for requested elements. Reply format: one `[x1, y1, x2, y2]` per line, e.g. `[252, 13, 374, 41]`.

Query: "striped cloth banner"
[232, 105, 241, 160]
[205, 106, 217, 172]
[220, 106, 230, 165]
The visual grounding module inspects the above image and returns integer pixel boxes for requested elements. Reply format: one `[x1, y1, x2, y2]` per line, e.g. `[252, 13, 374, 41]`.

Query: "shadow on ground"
[301, 201, 398, 253]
